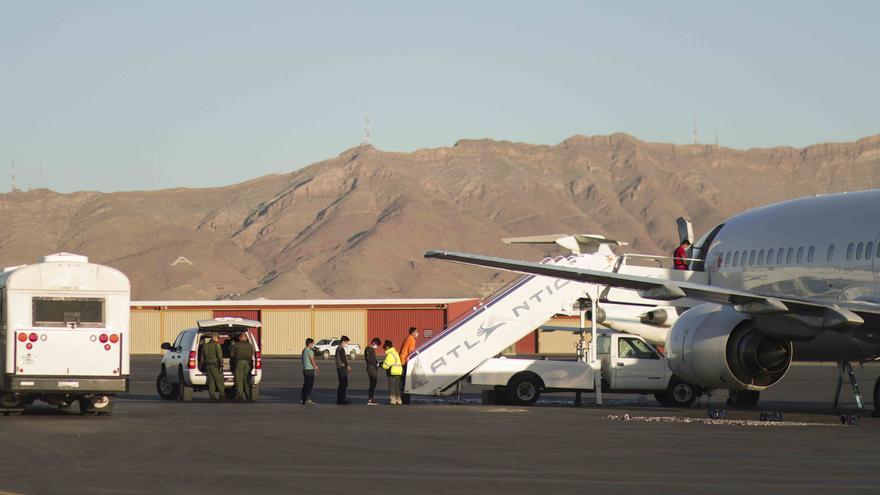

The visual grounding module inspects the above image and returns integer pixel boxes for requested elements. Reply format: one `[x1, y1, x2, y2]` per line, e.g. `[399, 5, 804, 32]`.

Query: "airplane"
[425, 189, 880, 412]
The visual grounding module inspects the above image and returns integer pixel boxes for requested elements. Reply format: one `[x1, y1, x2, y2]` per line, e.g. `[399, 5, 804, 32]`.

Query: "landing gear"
[727, 390, 760, 408]
[832, 361, 863, 409]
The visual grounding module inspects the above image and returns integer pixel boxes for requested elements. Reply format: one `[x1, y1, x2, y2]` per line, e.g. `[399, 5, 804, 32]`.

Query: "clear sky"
[1, 1, 877, 193]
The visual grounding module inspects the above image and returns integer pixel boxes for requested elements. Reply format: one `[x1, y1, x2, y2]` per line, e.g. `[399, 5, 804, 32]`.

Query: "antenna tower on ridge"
[361, 112, 371, 147]
[10, 150, 20, 193]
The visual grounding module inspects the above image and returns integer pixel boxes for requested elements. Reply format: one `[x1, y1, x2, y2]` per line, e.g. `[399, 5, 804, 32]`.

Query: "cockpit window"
[733, 251, 740, 267]
[786, 248, 794, 264]
[856, 242, 864, 260]
[767, 249, 774, 265]
[827, 245, 834, 262]
[758, 250, 765, 265]
[776, 248, 784, 265]
[807, 246, 815, 263]
[796, 247, 804, 263]
[847, 243, 854, 260]
[867, 242, 874, 260]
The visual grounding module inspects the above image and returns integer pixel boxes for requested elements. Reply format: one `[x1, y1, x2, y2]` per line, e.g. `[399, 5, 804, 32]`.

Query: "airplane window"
[717, 252, 724, 267]
[758, 250, 765, 265]
[733, 251, 740, 267]
[749, 250, 756, 266]
[725, 252, 732, 266]
[786, 247, 793, 264]
[796, 247, 804, 263]
[856, 242, 864, 260]
[847, 243, 854, 260]
[776, 248, 784, 265]
[767, 249, 774, 265]
[827, 245, 834, 262]
[807, 246, 815, 263]
[867, 242, 874, 260]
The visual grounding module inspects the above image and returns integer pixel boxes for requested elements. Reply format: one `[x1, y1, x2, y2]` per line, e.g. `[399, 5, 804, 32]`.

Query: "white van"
[157, 318, 263, 401]
[0, 253, 130, 415]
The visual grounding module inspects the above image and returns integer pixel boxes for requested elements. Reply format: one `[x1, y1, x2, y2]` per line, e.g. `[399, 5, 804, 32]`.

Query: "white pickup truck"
[470, 331, 699, 407]
[313, 338, 361, 360]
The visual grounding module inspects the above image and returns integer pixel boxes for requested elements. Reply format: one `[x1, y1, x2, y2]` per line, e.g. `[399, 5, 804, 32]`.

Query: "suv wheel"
[156, 371, 179, 400]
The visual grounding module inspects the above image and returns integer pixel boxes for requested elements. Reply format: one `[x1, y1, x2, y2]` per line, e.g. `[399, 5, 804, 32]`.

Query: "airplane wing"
[424, 250, 878, 330]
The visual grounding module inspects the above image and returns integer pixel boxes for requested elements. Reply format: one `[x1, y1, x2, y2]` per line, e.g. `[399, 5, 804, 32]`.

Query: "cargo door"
[14, 328, 123, 376]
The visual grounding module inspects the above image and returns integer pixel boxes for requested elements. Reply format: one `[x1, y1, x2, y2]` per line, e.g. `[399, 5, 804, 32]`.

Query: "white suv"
[156, 318, 263, 401]
[313, 337, 361, 360]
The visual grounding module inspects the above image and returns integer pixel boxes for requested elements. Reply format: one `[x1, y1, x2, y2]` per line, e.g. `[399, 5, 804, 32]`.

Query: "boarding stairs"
[405, 253, 616, 396]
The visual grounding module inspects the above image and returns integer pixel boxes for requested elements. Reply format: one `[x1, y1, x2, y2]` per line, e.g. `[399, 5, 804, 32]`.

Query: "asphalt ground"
[0, 357, 879, 495]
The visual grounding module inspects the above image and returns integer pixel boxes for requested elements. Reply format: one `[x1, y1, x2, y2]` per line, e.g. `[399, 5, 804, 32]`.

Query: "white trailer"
[0, 253, 130, 415]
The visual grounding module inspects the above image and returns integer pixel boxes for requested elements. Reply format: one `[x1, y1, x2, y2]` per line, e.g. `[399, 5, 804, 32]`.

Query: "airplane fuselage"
[697, 189, 880, 361]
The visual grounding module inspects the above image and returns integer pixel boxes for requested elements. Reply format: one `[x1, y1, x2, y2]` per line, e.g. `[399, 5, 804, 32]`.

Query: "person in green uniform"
[230, 332, 255, 402]
[203, 333, 225, 401]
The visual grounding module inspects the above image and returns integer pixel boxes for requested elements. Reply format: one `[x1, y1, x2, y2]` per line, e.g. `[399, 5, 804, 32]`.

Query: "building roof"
[131, 297, 477, 309]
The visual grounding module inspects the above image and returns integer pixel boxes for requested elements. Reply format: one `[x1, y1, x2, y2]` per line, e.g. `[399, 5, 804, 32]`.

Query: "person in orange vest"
[673, 240, 691, 270]
[399, 327, 418, 405]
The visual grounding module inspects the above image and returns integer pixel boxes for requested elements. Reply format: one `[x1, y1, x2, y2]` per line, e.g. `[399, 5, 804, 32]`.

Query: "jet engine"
[666, 303, 792, 390]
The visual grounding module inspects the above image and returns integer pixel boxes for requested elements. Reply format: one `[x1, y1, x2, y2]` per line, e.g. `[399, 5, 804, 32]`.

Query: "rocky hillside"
[2, 133, 878, 300]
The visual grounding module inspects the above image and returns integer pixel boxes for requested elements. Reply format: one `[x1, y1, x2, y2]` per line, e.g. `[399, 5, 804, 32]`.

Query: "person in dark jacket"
[364, 338, 381, 405]
[335, 335, 352, 405]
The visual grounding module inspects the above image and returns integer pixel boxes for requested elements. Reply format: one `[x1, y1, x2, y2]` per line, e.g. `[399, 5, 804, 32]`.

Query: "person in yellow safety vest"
[381, 340, 403, 405]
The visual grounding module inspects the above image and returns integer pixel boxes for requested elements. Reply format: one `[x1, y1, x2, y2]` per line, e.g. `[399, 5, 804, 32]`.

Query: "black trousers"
[337, 367, 349, 404]
[401, 364, 411, 404]
[301, 369, 315, 403]
[367, 370, 378, 400]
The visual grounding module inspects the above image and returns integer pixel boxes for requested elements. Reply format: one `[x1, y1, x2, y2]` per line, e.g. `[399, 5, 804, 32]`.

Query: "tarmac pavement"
[0, 357, 878, 494]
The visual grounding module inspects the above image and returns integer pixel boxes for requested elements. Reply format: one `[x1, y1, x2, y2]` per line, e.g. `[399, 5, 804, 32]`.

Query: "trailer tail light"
[188, 351, 197, 369]
[17, 333, 27, 342]
[255, 351, 262, 370]
[99, 334, 108, 343]
[109, 334, 119, 344]
[28, 333, 38, 342]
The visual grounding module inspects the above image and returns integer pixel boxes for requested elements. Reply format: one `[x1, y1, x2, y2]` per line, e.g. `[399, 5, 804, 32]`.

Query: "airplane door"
[873, 234, 880, 279]
[676, 217, 694, 244]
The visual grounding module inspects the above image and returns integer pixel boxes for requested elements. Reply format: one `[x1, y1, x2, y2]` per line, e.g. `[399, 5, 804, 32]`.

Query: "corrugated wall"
[131, 310, 162, 355]
[447, 299, 479, 323]
[515, 331, 539, 354]
[314, 309, 367, 348]
[162, 309, 213, 344]
[261, 309, 311, 356]
[538, 317, 590, 354]
[367, 309, 445, 350]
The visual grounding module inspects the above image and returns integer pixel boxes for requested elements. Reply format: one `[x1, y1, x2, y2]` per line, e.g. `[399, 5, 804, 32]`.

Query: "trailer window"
[32, 297, 105, 328]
